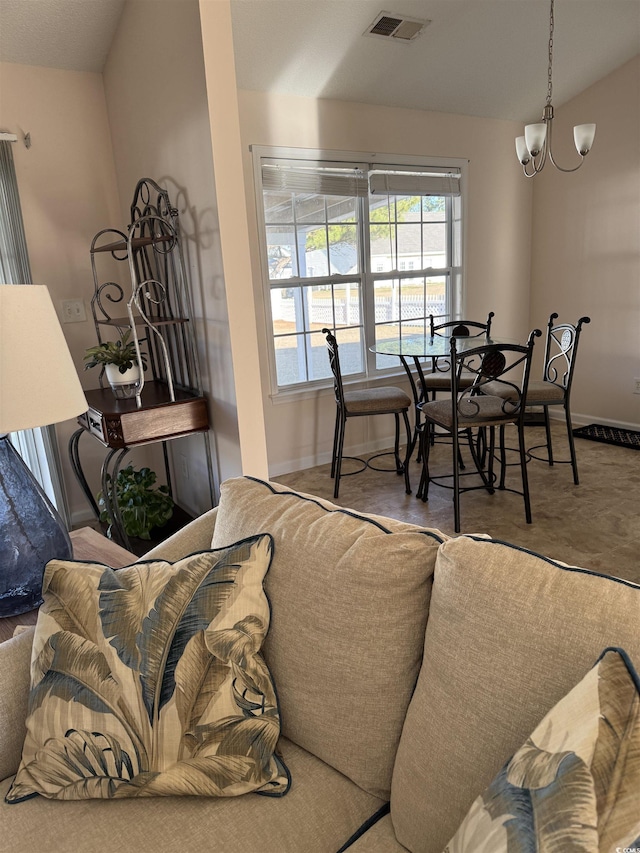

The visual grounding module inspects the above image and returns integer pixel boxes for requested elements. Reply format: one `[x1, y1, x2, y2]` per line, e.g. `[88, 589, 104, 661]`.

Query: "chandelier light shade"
[516, 0, 596, 177]
[0, 284, 88, 616]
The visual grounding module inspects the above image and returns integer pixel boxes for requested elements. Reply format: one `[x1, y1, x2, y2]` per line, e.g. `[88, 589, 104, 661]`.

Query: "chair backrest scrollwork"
[322, 328, 345, 410]
[428, 312, 495, 374]
[451, 329, 541, 422]
[542, 313, 591, 394]
[429, 311, 495, 340]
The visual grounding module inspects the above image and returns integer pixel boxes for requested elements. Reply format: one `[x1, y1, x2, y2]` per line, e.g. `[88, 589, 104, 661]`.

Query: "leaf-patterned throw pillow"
[442, 647, 640, 853]
[5, 534, 290, 802]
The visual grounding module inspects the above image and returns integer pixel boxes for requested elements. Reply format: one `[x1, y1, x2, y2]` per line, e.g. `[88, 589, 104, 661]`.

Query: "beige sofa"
[1, 476, 638, 853]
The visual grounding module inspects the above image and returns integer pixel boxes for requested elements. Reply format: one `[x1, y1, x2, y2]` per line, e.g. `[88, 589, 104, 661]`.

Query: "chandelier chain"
[547, 0, 554, 105]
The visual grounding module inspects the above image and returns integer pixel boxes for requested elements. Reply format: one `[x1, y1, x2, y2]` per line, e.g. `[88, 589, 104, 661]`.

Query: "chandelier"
[515, 0, 596, 177]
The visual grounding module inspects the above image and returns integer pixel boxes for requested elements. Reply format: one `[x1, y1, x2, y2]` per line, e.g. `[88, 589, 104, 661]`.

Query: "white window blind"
[369, 170, 461, 197]
[261, 162, 368, 197]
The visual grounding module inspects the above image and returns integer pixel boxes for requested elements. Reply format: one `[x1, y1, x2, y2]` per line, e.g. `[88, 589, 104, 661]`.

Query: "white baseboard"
[550, 410, 640, 431]
[268, 435, 399, 478]
[70, 508, 99, 529]
[269, 411, 640, 478]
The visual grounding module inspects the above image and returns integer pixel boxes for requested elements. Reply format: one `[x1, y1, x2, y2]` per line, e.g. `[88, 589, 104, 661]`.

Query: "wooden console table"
[69, 381, 212, 550]
[0, 528, 137, 644]
[77, 382, 209, 450]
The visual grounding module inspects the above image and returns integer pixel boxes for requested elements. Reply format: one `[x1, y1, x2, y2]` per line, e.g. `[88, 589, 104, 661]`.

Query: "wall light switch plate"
[61, 299, 86, 323]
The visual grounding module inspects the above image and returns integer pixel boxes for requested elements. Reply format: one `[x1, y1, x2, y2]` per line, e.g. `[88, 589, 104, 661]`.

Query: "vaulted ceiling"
[1, 0, 639, 122]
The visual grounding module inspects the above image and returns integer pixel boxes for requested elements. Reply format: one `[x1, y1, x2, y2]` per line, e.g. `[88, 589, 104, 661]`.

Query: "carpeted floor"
[573, 423, 640, 451]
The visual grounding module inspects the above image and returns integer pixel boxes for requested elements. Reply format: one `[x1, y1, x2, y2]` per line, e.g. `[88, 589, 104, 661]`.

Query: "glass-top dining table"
[369, 332, 515, 454]
[371, 331, 511, 360]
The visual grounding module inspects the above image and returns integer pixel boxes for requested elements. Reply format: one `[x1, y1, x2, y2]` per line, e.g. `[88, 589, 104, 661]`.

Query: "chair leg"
[458, 440, 466, 471]
[467, 428, 494, 495]
[543, 406, 554, 466]
[475, 426, 487, 469]
[416, 428, 426, 499]
[429, 392, 437, 446]
[487, 426, 496, 493]
[393, 413, 402, 475]
[518, 422, 533, 524]
[330, 407, 341, 479]
[334, 413, 346, 499]
[452, 426, 461, 533]
[565, 403, 580, 485]
[499, 424, 507, 490]
[418, 423, 432, 502]
[413, 403, 423, 463]
[401, 410, 412, 494]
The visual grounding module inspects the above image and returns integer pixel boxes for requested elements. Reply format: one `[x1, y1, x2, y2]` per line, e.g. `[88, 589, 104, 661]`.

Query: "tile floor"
[274, 420, 640, 585]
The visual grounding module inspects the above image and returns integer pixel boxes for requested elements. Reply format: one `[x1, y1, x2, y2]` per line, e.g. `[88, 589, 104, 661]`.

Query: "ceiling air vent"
[364, 11, 430, 43]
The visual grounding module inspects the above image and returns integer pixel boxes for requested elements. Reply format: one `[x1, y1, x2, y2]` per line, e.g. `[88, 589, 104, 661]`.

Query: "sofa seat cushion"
[0, 738, 384, 853]
[390, 536, 640, 853]
[344, 813, 409, 851]
[443, 647, 640, 853]
[7, 536, 289, 803]
[211, 477, 447, 799]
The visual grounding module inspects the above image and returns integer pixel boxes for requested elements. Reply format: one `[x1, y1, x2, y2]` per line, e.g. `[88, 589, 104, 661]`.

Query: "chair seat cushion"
[422, 370, 474, 391]
[525, 379, 566, 403]
[483, 378, 565, 404]
[344, 386, 411, 414]
[420, 395, 518, 429]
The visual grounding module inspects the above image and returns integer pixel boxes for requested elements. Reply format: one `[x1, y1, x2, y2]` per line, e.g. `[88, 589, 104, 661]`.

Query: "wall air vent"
[364, 11, 430, 43]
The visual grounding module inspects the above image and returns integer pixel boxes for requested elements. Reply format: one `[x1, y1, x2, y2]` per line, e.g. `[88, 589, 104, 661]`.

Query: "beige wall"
[199, 0, 269, 480]
[103, 0, 245, 511]
[236, 91, 533, 474]
[0, 61, 124, 523]
[530, 55, 640, 429]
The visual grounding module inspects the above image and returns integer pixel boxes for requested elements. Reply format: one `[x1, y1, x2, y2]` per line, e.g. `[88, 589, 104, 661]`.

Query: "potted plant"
[97, 464, 174, 542]
[84, 329, 147, 398]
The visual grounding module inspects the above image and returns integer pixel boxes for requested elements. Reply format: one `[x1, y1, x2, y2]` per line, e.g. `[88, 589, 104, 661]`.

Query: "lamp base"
[0, 435, 72, 617]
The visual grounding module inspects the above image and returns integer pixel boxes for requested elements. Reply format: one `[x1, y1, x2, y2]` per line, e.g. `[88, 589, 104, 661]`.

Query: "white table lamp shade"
[0, 285, 87, 433]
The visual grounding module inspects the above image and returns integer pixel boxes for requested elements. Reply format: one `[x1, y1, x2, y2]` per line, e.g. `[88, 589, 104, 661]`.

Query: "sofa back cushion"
[390, 536, 640, 853]
[211, 477, 446, 799]
[0, 627, 34, 782]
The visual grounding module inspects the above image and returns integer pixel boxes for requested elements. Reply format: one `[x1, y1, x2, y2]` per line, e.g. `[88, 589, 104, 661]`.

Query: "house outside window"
[252, 147, 465, 393]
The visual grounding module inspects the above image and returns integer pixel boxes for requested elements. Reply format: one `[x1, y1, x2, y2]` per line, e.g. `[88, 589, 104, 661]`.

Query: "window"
[254, 148, 465, 392]
[0, 139, 71, 523]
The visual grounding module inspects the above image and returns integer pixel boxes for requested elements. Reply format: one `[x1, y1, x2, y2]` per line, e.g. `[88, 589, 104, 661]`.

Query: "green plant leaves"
[97, 465, 174, 540]
[83, 328, 147, 372]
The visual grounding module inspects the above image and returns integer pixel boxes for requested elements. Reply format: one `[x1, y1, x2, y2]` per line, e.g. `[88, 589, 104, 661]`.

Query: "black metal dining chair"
[417, 312, 495, 460]
[422, 312, 496, 402]
[417, 329, 541, 533]
[322, 328, 412, 499]
[485, 313, 591, 485]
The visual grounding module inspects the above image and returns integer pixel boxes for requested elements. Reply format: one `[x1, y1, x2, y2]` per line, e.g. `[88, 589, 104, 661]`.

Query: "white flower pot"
[105, 363, 141, 399]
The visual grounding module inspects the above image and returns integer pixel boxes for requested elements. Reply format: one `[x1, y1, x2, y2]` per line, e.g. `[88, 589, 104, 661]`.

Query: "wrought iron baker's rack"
[69, 178, 215, 550]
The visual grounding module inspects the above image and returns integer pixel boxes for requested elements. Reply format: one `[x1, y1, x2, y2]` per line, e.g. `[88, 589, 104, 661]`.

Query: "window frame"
[251, 145, 468, 399]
